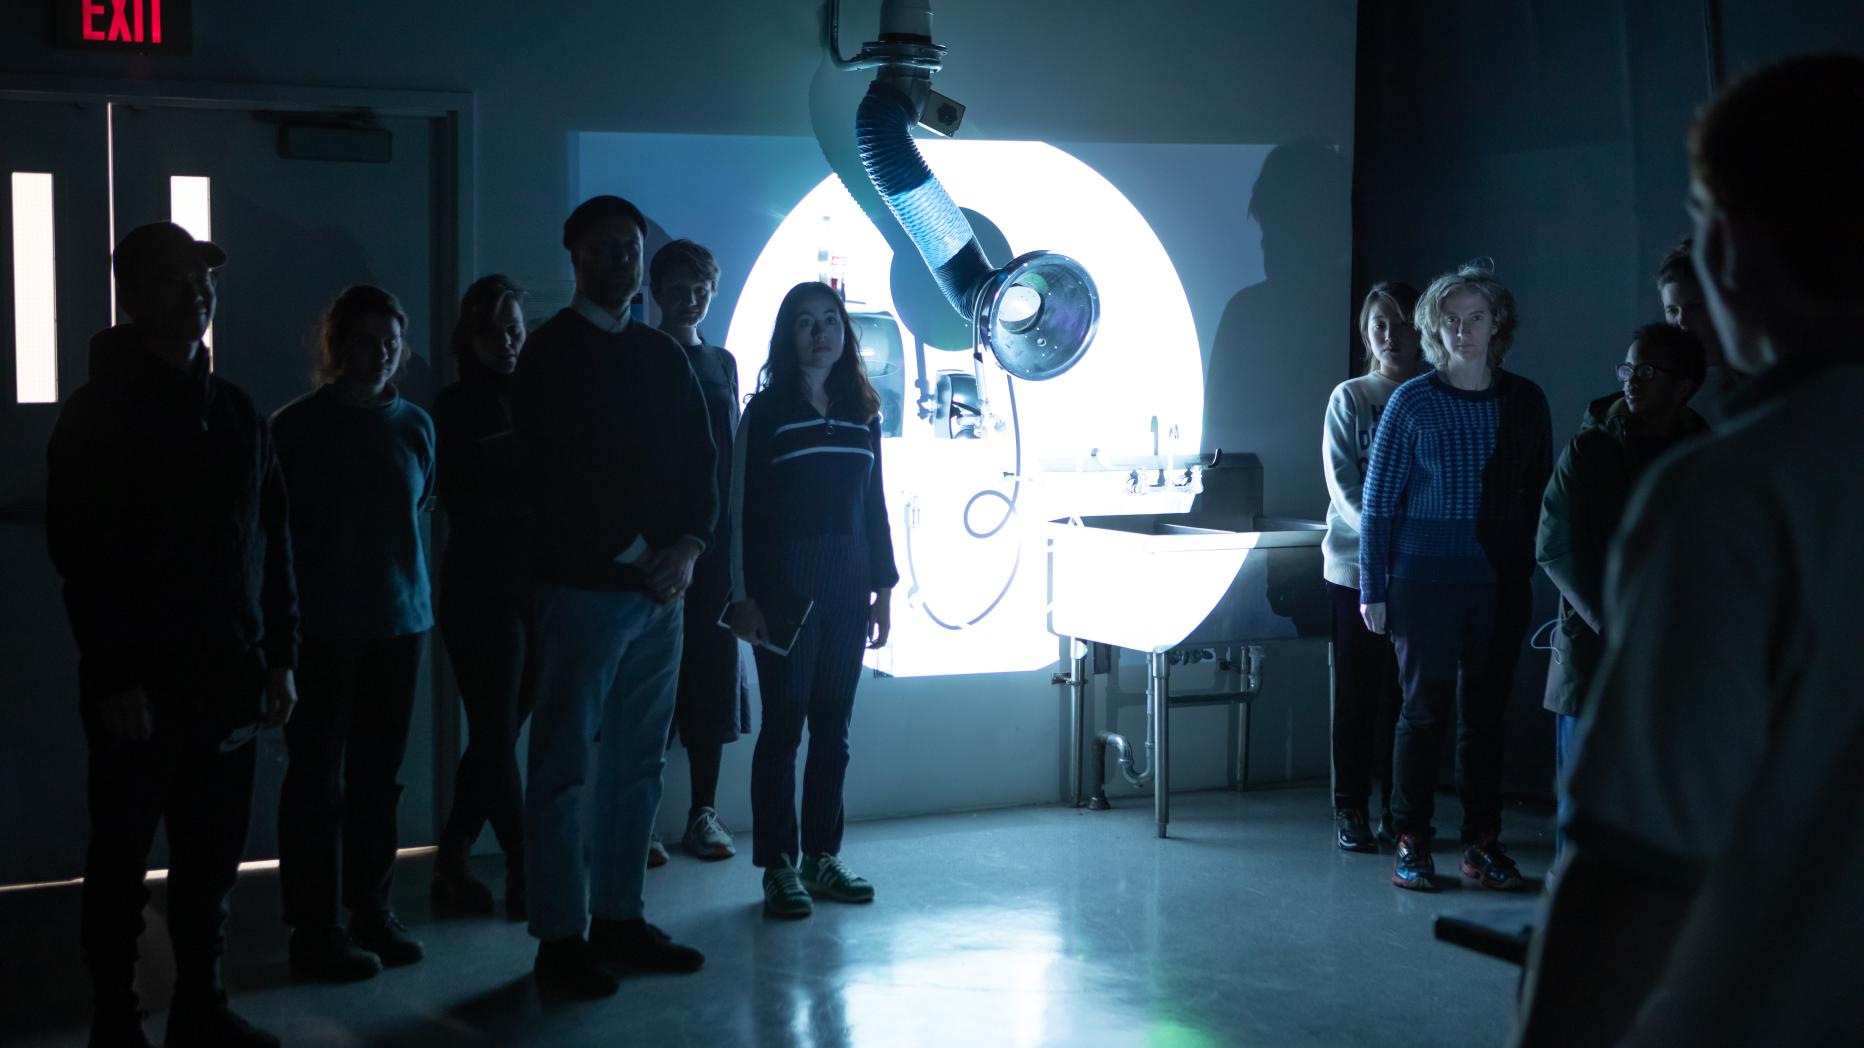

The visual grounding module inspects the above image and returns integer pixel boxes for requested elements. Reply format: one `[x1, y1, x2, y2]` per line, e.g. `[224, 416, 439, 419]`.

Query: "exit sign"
[52, 0, 193, 54]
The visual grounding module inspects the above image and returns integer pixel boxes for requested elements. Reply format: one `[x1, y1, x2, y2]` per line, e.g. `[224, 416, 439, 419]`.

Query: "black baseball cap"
[562, 195, 646, 250]
[112, 222, 226, 287]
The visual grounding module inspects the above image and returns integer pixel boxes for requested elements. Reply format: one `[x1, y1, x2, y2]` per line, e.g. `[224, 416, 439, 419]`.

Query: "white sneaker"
[682, 807, 736, 861]
[647, 834, 670, 868]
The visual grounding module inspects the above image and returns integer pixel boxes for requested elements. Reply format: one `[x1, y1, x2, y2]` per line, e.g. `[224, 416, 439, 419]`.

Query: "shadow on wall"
[1203, 140, 1351, 513]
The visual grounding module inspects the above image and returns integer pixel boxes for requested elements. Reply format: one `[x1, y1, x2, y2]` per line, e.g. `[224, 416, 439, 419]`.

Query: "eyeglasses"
[1615, 362, 1685, 382]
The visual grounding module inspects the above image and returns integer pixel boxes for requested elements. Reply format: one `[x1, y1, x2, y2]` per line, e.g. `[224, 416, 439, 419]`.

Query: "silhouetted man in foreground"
[48, 223, 298, 1048]
[1514, 53, 1864, 1046]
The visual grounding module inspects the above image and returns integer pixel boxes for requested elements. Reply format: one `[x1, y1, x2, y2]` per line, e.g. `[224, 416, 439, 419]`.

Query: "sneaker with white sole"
[763, 859, 813, 919]
[799, 853, 875, 903]
[683, 807, 736, 860]
[647, 834, 670, 868]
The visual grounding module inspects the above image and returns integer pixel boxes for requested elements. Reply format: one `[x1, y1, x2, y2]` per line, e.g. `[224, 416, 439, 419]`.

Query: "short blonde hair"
[1414, 259, 1518, 369]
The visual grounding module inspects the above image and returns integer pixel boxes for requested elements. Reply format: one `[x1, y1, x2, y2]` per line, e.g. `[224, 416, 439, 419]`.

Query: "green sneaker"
[799, 853, 875, 903]
[763, 860, 813, 919]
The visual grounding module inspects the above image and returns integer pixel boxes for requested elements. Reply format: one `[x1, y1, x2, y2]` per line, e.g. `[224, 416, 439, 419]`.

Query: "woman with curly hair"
[1357, 261, 1551, 893]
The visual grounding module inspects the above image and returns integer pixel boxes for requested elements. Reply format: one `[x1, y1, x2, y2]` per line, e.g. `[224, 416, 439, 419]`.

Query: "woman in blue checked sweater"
[1357, 261, 1551, 893]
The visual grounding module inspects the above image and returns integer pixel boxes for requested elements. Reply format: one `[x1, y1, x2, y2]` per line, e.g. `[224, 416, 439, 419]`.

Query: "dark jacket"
[436, 372, 528, 598]
[46, 325, 298, 705]
[510, 310, 717, 592]
[1536, 393, 1709, 716]
[730, 389, 900, 604]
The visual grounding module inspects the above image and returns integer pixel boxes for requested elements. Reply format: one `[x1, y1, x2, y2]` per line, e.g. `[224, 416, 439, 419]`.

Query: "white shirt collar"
[570, 291, 631, 334]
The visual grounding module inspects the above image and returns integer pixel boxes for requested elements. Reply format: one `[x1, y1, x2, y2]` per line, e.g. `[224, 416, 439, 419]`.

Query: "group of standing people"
[50, 192, 899, 1047]
[1322, 244, 1729, 892]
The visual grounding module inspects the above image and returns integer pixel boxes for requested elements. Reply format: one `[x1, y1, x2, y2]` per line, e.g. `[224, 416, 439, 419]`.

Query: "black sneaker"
[1376, 809, 1396, 846]
[288, 924, 383, 982]
[164, 992, 279, 1048]
[1335, 809, 1377, 853]
[430, 847, 494, 915]
[350, 911, 425, 966]
[589, 917, 705, 974]
[87, 1007, 152, 1048]
[1460, 837, 1528, 891]
[534, 936, 620, 997]
[1391, 832, 1438, 891]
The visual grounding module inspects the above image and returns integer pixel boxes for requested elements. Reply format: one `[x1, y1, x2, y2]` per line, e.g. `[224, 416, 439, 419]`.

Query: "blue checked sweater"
[1357, 369, 1552, 604]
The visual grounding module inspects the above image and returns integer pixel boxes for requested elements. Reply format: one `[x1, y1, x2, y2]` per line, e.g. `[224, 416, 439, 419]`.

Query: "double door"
[0, 94, 451, 885]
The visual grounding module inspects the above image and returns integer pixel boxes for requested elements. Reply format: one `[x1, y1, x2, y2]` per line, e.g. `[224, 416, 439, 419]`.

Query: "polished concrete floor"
[5, 787, 1550, 1047]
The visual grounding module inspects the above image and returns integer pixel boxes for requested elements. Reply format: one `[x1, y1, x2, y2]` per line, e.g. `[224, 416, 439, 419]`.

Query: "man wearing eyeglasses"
[1533, 323, 1708, 873]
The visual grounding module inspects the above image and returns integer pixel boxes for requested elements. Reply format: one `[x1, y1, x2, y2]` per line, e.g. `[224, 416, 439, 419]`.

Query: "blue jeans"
[523, 585, 682, 941]
[1553, 712, 1581, 868]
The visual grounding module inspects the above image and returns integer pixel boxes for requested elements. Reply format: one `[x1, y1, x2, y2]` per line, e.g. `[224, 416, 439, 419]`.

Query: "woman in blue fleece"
[727, 281, 898, 919]
[272, 285, 435, 977]
[1357, 261, 1551, 893]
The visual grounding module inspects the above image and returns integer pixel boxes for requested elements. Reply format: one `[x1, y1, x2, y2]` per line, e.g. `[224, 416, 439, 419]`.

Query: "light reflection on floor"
[6, 787, 1543, 1046]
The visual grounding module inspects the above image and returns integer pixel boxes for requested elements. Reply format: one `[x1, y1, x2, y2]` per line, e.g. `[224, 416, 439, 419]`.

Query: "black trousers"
[278, 632, 424, 927]
[673, 548, 749, 747]
[1387, 576, 1531, 843]
[438, 580, 531, 860]
[1327, 581, 1403, 813]
[749, 538, 870, 868]
[81, 656, 260, 1013]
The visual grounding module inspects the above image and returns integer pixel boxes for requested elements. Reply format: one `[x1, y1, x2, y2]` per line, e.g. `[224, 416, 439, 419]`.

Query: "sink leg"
[1069, 639, 1088, 807]
[1151, 651, 1170, 838]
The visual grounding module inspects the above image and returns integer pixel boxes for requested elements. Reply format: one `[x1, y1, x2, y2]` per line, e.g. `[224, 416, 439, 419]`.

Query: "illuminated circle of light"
[726, 140, 1201, 678]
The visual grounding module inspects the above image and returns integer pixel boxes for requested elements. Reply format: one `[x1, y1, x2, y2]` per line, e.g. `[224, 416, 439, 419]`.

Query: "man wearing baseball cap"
[47, 222, 298, 1047]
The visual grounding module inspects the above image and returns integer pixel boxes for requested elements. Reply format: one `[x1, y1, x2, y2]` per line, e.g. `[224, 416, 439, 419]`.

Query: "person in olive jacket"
[1537, 322, 1707, 868]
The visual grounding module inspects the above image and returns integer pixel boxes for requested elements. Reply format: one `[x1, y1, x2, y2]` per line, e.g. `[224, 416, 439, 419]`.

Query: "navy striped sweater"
[1357, 369, 1552, 604]
[730, 390, 900, 603]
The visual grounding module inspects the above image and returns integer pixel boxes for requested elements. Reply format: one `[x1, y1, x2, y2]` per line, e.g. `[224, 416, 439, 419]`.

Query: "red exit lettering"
[81, 0, 164, 45]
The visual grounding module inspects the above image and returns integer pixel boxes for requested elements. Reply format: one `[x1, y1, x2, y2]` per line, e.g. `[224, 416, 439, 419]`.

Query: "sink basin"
[1046, 513, 1327, 652]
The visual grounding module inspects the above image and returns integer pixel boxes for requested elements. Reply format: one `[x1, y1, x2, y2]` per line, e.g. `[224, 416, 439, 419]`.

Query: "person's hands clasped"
[643, 538, 703, 604]
[261, 667, 299, 729]
[728, 599, 769, 646]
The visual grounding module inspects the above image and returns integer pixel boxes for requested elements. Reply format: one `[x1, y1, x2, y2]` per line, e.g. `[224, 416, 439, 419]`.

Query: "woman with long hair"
[1321, 281, 1422, 852]
[430, 275, 533, 918]
[727, 281, 898, 918]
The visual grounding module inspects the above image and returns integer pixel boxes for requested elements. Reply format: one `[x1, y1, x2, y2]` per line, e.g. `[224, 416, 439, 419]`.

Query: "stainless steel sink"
[1046, 513, 1327, 653]
[1045, 508, 1328, 838]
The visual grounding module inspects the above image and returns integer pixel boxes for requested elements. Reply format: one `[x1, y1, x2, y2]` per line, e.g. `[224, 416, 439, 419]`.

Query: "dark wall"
[1352, 0, 1864, 798]
[0, 2, 1361, 883]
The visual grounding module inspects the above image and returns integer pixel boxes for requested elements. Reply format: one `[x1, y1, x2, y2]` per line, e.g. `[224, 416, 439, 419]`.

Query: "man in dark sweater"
[512, 195, 717, 996]
[47, 223, 297, 1048]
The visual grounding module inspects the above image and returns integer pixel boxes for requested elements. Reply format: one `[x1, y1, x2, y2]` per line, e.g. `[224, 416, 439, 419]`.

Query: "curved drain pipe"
[1088, 651, 1165, 810]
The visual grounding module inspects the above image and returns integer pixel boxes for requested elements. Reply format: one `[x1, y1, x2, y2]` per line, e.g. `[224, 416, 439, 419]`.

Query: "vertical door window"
[10, 172, 58, 404]
[169, 175, 213, 363]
